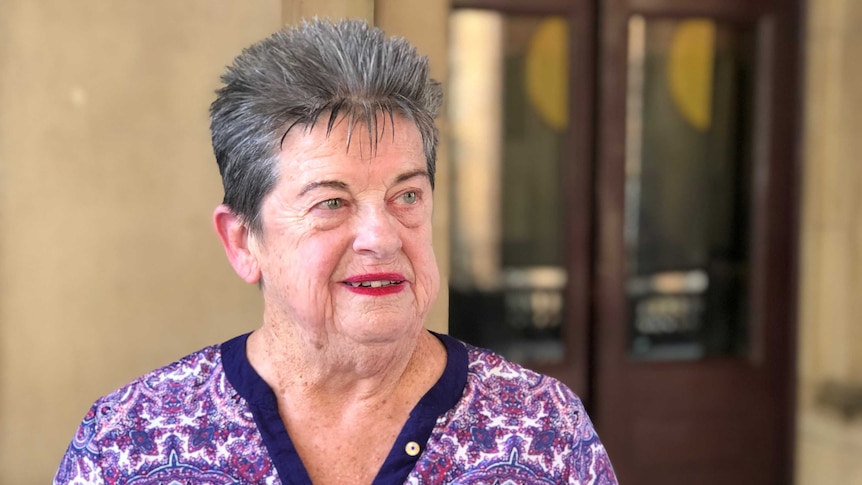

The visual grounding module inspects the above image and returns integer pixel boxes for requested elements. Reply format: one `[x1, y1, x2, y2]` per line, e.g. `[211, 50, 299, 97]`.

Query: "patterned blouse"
[55, 332, 618, 484]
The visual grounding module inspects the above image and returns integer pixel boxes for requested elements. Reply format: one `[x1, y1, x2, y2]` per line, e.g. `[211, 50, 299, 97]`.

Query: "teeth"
[347, 280, 401, 288]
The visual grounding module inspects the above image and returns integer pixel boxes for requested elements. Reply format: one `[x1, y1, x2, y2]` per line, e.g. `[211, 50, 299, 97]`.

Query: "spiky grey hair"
[209, 18, 443, 233]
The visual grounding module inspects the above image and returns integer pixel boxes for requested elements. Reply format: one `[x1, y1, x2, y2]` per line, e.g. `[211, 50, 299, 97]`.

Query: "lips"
[342, 273, 406, 295]
[345, 280, 402, 288]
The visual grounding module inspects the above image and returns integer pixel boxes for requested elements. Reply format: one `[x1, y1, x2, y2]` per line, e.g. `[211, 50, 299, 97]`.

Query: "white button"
[405, 441, 421, 456]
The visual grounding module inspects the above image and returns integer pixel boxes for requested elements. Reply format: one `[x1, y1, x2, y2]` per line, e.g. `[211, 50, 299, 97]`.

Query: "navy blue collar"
[221, 331, 467, 485]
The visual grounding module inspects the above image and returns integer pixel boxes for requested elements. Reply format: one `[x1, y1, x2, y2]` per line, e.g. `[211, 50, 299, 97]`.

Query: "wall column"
[796, 0, 862, 481]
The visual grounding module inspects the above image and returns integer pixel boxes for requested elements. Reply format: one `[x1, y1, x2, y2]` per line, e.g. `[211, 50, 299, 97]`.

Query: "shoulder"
[56, 337, 276, 484]
[462, 343, 589, 426]
[90, 343, 225, 435]
[54, 343, 237, 484]
[411, 342, 618, 484]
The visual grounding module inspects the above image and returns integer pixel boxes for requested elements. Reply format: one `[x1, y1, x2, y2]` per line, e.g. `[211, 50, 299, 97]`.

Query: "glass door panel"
[624, 16, 757, 360]
[448, 10, 570, 365]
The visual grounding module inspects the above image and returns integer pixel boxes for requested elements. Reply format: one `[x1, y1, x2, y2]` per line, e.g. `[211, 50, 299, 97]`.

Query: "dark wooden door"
[592, 0, 800, 483]
[445, 0, 800, 483]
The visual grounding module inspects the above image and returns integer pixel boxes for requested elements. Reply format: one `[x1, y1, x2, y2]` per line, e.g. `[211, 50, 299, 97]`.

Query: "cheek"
[410, 234, 440, 301]
[293, 232, 348, 281]
[423, 259, 441, 304]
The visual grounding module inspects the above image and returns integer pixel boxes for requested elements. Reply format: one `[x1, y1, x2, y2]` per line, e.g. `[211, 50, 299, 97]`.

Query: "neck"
[246, 320, 440, 408]
[245, 321, 447, 485]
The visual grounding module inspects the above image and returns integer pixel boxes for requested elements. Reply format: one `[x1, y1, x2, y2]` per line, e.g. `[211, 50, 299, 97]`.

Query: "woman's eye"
[401, 191, 418, 205]
[319, 198, 344, 210]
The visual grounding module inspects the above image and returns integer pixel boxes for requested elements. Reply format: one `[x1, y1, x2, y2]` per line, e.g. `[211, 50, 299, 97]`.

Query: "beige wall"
[0, 0, 274, 484]
[0, 1, 448, 482]
[796, 0, 862, 482]
[282, 0, 373, 23]
[0, 2, 281, 481]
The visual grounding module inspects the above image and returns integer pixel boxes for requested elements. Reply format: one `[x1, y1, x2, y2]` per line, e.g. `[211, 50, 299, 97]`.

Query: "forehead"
[278, 114, 425, 179]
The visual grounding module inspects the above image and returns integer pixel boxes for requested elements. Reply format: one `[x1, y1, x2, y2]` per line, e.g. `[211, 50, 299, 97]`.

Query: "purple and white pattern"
[406, 347, 617, 484]
[55, 346, 276, 484]
[55, 339, 617, 484]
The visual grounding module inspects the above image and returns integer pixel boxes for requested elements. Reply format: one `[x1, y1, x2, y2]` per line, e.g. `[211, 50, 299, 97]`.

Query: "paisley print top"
[55, 333, 618, 484]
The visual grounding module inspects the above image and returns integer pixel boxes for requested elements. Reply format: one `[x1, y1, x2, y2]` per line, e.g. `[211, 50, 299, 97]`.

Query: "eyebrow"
[298, 180, 348, 196]
[298, 169, 430, 197]
[395, 169, 430, 184]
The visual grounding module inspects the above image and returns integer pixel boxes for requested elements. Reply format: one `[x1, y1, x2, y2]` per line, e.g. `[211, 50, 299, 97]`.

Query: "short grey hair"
[209, 18, 443, 233]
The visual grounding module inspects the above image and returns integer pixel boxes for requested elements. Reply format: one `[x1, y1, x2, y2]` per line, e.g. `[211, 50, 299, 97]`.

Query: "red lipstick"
[342, 273, 406, 296]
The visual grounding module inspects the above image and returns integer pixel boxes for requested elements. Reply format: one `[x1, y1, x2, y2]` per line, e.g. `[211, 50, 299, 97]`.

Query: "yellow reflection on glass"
[525, 18, 569, 131]
[668, 20, 716, 132]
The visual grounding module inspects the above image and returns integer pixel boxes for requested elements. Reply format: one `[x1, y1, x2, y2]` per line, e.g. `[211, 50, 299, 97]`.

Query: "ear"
[213, 204, 261, 284]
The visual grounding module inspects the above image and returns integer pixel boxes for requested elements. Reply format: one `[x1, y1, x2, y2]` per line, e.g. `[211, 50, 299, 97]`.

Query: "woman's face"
[250, 115, 439, 345]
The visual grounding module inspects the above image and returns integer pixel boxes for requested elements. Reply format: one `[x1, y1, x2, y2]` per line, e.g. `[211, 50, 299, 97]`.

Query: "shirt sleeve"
[53, 404, 106, 485]
[563, 389, 618, 485]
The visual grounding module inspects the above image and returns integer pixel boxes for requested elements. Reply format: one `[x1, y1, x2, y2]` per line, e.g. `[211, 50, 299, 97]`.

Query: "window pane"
[625, 16, 756, 360]
[448, 10, 570, 365]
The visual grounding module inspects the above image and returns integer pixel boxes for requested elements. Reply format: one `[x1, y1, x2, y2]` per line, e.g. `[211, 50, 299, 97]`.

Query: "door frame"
[593, 0, 801, 482]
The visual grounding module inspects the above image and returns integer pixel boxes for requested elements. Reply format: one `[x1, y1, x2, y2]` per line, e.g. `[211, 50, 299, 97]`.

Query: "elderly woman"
[55, 19, 617, 485]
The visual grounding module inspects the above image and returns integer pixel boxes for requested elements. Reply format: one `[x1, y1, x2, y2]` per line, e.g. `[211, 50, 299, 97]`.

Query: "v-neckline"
[220, 331, 468, 485]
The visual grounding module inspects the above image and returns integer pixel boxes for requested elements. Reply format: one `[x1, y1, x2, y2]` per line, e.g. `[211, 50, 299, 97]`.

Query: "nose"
[352, 204, 402, 258]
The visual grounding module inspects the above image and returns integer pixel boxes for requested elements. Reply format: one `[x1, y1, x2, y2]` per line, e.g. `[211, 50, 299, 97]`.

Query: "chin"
[342, 314, 424, 344]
